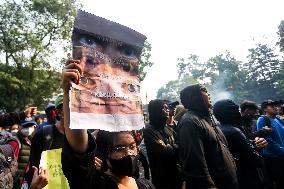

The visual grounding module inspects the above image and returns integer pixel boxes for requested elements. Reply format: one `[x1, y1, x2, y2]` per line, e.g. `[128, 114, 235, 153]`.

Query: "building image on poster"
[69, 10, 147, 131]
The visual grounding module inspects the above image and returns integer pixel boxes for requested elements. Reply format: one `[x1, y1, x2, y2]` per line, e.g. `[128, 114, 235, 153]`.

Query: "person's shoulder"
[144, 124, 158, 132]
[37, 122, 46, 127]
[143, 124, 158, 136]
[256, 116, 266, 126]
[32, 124, 53, 141]
[229, 126, 246, 138]
[257, 116, 266, 122]
[228, 125, 242, 133]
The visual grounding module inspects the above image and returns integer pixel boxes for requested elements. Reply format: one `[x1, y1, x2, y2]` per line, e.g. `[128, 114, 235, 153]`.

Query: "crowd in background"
[1, 83, 284, 189]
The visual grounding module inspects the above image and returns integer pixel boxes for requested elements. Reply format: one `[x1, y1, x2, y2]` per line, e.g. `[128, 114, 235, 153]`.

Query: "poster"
[39, 149, 70, 189]
[69, 10, 146, 131]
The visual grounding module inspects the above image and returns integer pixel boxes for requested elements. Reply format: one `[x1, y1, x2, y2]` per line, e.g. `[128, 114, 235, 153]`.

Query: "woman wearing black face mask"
[62, 128, 155, 189]
[61, 63, 155, 189]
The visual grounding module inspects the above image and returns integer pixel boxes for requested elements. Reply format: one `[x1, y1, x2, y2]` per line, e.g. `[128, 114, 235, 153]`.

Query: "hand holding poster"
[69, 10, 147, 131]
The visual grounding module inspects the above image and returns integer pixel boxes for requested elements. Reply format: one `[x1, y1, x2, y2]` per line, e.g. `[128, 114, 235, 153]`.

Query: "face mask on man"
[21, 127, 35, 137]
[11, 129, 19, 134]
[108, 155, 138, 176]
[243, 114, 258, 122]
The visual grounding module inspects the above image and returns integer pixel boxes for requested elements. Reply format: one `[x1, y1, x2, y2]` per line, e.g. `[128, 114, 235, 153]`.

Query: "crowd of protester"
[1, 78, 284, 189]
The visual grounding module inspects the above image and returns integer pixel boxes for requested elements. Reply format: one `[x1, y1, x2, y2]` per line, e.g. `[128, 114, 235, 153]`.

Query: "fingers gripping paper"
[70, 10, 147, 131]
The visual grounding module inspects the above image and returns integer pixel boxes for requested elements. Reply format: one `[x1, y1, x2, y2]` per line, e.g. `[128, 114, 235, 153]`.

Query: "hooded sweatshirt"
[213, 99, 263, 189]
[178, 84, 239, 189]
[143, 99, 180, 189]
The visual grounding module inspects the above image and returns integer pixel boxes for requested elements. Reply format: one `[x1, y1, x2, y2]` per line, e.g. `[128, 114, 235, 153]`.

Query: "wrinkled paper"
[69, 10, 146, 131]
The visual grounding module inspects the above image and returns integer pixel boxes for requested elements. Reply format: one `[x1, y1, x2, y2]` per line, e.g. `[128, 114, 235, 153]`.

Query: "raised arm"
[62, 59, 88, 153]
[0, 107, 36, 127]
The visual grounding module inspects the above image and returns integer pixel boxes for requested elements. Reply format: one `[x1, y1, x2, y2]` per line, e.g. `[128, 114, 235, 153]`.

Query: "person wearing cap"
[256, 100, 284, 189]
[0, 107, 36, 189]
[36, 103, 56, 131]
[165, 101, 179, 129]
[25, 94, 65, 187]
[0, 107, 37, 129]
[34, 115, 43, 126]
[14, 120, 37, 183]
[240, 100, 259, 137]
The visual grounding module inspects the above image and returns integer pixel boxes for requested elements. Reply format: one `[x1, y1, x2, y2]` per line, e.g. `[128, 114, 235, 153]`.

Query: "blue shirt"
[36, 122, 51, 132]
[256, 116, 284, 158]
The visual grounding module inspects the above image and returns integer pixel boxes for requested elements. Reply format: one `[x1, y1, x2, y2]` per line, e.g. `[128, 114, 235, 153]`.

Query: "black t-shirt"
[61, 132, 155, 189]
[25, 124, 65, 185]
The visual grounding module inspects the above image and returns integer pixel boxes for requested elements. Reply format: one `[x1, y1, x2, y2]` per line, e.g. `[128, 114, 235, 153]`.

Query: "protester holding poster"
[61, 10, 155, 189]
[68, 10, 146, 132]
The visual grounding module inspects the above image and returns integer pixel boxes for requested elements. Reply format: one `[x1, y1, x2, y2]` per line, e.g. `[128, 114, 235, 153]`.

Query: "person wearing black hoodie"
[178, 84, 239, 189]
[143, 99, 181, 189]
[213, 99, 264, 189]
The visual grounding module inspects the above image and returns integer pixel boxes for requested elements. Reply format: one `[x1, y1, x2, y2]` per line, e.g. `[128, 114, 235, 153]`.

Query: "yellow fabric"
[40, 148, 70, 189]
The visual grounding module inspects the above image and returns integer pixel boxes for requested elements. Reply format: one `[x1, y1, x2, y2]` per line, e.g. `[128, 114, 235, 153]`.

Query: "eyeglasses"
[111, 143, 138, 157]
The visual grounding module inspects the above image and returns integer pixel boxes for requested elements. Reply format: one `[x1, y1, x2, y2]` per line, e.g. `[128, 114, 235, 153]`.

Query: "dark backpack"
[41, 125, 54, 151]
[0, 131, 20, 189]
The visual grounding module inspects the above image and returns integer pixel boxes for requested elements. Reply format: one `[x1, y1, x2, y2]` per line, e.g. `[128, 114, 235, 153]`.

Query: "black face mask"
[108, 155, 138, 176]
[243, 114, 257, 122]
[56, 115, 61, 121]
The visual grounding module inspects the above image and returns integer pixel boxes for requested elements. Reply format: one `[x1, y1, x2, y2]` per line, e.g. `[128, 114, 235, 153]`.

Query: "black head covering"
[73, 10, 146, 56]
[261, 100, 283, 109]
[148, 99, 168, 127]
[213, 99, 242, 125]
[240, 100, 258, 113]
[180, 84, 210, 117]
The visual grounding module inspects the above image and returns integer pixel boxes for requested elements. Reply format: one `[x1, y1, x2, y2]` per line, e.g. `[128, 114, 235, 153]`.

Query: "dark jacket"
[0, 131, 20, 189]
[213, 99, 263, 189]
[144, 99, 180, 189]
[0, 111, 26, 127]
[61, 133, 155, 189]
[15, 133, 31, 184]
[178, 84, 239, 189]
[25, 124, 65, 185]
